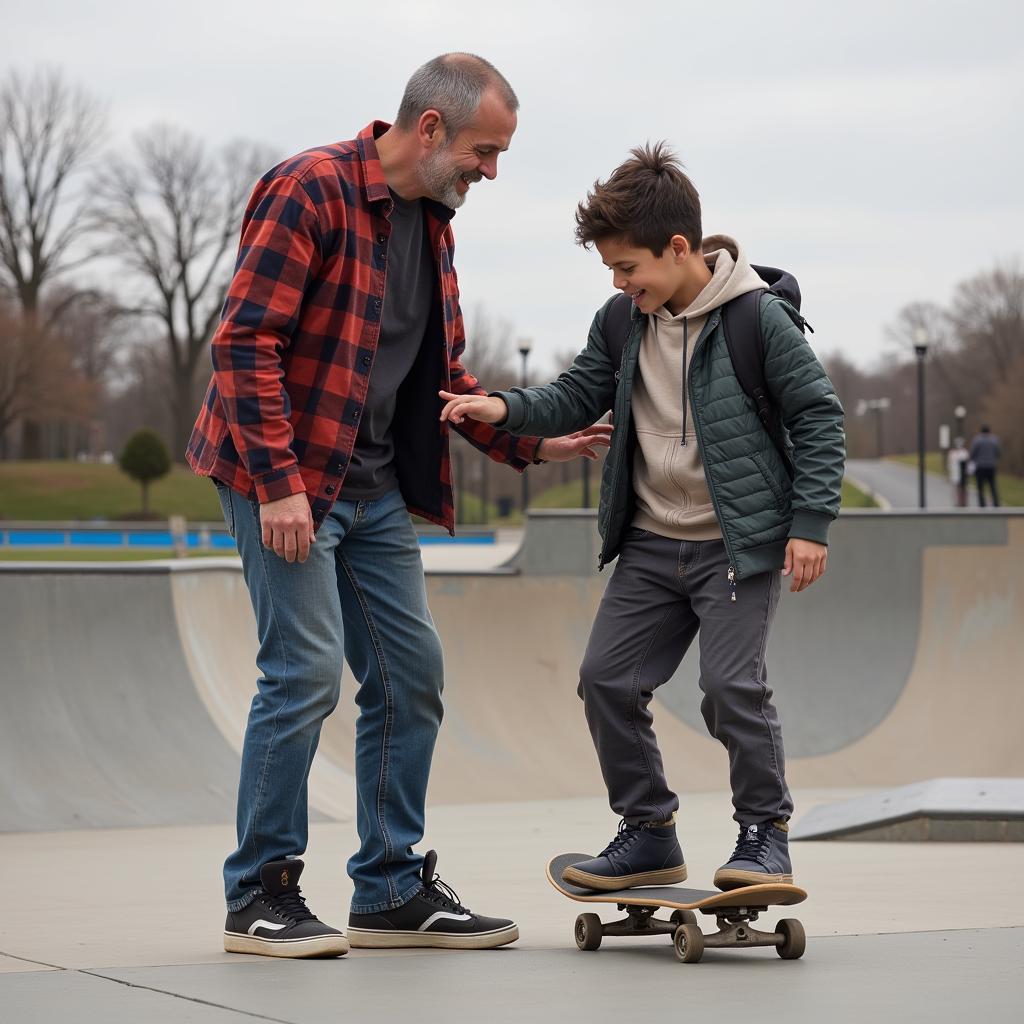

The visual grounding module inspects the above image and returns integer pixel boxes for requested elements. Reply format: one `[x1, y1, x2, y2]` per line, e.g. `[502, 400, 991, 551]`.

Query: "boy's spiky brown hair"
[574, 142, 702, 256]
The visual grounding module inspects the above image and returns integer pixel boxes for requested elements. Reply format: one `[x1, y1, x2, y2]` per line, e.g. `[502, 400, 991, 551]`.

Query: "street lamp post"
[954, 404, 967, 441]
[518, 338, 532, 513]
[913, 327, 929, 509]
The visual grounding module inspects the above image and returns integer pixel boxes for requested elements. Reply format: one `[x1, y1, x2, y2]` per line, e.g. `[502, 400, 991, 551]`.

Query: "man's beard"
[419, 147, 482, 209]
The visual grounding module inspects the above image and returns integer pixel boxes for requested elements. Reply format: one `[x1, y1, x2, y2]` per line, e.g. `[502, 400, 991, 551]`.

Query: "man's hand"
[783, 538, 828, 593]
[439, 391, 507, 424]
[537, 424, 613, 462]
[260, 493, 315, 563]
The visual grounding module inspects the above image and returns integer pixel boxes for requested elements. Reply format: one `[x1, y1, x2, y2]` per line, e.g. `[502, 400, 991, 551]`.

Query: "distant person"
[969, 425, 1001, 507]
[440, 144, 845, 894]
[187, 53, 608, 959]
[947, 437, 970, 507]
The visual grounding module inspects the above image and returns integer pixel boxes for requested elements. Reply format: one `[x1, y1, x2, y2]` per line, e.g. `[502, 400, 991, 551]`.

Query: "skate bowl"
[1, 509, 1021, 832]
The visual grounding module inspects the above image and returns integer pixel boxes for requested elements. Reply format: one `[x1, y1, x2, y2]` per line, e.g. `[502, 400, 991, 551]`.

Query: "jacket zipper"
[686, 312, 741, 602]
[680, 317, 688, 447]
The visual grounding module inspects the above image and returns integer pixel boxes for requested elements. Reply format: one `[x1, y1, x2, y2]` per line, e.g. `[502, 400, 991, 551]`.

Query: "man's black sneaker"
[347, 850, 518, 949]
[224, 859, 349, 958]
[714, 820, 794, 890]
[562, 820, 687, 891]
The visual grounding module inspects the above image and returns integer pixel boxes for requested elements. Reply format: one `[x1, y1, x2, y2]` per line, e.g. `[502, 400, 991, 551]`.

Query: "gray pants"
[578, 528, 793, 826]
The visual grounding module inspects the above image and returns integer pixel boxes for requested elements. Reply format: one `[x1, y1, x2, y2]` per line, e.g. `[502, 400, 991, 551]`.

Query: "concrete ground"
[3, 790, 1022, 1022]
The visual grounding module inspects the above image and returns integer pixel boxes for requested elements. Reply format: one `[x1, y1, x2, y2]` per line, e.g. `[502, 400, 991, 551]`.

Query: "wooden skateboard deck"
[547, 852, 808, 963]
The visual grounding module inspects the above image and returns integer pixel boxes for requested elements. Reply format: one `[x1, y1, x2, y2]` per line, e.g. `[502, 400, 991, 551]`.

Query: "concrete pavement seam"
[0, 949, 65, 970]
[78, 968, 299, 1023]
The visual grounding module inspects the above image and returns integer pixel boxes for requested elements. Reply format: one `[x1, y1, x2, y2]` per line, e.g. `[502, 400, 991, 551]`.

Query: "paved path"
[846, 458, 978, 508]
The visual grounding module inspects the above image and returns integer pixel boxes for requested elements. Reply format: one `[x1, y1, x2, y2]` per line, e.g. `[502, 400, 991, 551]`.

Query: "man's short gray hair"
[395, 53, 518, 140]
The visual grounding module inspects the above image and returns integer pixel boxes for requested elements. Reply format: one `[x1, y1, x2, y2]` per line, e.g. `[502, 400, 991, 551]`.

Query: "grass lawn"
[1, 460, 879, 529]
[840, 478, 879, 508]
[888, 453, 1024, 507]
[0, 461, 223, 521]
[0, 549, 234, 562]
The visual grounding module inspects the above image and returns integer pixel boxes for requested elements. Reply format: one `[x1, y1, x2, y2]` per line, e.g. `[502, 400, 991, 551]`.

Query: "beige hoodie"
[631, 235, 767, 540]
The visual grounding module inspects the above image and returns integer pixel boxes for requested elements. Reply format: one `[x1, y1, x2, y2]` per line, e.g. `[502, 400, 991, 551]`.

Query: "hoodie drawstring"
[680, 318, 688, 447]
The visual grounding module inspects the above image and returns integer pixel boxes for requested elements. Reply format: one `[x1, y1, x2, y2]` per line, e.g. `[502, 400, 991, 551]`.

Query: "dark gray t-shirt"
[340, 191, 435, 499]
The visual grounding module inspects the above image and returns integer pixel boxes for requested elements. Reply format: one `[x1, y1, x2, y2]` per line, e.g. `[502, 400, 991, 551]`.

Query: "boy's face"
[595, 235, 691, 315]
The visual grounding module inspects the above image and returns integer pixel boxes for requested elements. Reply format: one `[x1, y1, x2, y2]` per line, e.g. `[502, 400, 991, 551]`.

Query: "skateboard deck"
[547, 852, 808, 963]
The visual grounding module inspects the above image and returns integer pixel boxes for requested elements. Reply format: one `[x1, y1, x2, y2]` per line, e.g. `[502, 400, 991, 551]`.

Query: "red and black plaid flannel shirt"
[186, 121, 541, 533]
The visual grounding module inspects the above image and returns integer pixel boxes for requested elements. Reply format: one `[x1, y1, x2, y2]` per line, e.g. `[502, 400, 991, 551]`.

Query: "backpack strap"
[603, 292, 634, 370]
[722, 290, 772, 431]
[721, 291, 795, 478]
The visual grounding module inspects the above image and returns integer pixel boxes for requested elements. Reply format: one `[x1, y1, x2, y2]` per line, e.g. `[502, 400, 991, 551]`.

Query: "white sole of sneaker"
[714, 869, 794, 890]
[347, 923, 519, 950]
[224, 930, 350, 958]
[561, 864, 688, 891]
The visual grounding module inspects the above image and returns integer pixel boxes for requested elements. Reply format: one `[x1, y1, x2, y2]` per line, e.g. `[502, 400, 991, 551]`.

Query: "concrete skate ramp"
[791, 778, 1024, 841]
[1, 510, 1022, 832]
[0, 568, 242, 831]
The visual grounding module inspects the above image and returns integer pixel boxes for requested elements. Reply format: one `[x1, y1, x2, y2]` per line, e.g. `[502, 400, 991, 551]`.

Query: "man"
[187, 53, 610, 958]
[969, 425, 1001, 507]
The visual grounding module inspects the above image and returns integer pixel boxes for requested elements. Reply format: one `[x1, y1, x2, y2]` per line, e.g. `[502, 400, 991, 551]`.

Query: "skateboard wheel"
[775, 918, 806, 960]
[575, 913, 603, 951]
[670, 909, 698, 928]
[673, 923, 704, 963]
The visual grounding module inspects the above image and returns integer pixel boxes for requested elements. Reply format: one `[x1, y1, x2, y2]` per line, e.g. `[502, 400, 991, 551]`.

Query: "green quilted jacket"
[494, 294, 846, 577]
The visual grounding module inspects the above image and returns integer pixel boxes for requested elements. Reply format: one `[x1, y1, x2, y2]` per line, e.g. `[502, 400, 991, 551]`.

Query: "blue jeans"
[215, 483, 444, 914]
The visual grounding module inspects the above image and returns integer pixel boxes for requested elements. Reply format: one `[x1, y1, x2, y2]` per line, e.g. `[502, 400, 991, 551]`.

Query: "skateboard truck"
[575, 903, 805, 963]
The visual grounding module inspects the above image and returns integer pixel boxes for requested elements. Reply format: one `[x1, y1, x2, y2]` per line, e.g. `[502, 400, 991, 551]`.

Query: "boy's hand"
[783, 539, 828, 593]
[439, 391, 507, 425]
[537, 424, 614, 462]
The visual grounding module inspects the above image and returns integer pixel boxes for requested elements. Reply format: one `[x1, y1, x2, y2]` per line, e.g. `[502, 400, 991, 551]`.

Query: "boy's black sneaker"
[561, 820, 687, 891]
[224, 859, 349, 958]
[347, 850, 518, 949]
[714, 820, 794, 890]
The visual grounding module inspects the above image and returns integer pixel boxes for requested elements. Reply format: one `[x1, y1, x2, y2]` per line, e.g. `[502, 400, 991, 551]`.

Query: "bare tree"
[0, 68, 106, 319]
[93, 125, 277, 458]
[947, 259, 1024, 379]
[882, 299, 967, 409]
[46, 284, 123, 385]
[462, 304, 519, 389]
[0, 303, 95, 455]
[981, 351, 1024, 475]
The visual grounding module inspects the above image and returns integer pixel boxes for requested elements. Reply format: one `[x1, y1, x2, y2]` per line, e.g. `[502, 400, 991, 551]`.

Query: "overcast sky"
[4, 0, 1022, 377]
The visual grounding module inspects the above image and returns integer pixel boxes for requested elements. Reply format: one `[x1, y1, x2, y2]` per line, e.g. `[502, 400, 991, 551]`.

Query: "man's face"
[595, 236, 688, 315]
[419, 88, 517, 208]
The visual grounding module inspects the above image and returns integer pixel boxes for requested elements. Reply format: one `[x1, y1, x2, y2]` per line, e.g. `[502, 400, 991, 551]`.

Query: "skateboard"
[547, 853, 808, 963]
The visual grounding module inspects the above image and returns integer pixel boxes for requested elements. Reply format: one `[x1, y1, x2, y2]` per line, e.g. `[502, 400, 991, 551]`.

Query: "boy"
[439, 143, 845, 890]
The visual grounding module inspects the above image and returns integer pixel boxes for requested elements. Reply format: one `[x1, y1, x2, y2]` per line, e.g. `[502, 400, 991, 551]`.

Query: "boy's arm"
[761, 299, 846, 546]
[490, 297, 620, 437]
[443, 257, 543, 468]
